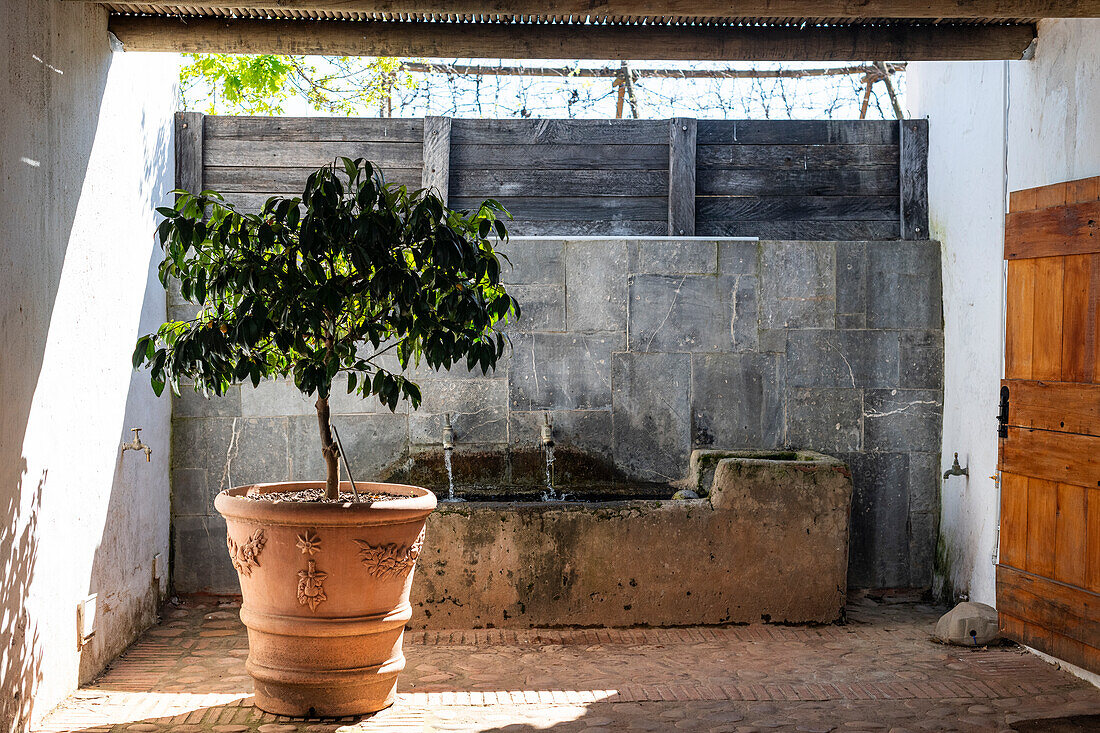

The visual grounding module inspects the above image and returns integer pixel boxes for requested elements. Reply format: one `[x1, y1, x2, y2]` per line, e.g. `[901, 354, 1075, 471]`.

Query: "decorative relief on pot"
[354, 527, 425, 580]
[297, 559, 328, 611]
[227, 528, 266, 576]
[296, 529, 321, 556]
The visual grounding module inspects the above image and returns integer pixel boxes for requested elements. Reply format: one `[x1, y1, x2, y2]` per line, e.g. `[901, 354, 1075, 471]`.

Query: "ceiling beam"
[88, 0, 1100, 19]
[108, 16, 1037, 61]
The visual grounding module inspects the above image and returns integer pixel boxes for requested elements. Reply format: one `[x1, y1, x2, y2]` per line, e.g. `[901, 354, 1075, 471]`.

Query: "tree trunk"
[316, 396, 340, 500]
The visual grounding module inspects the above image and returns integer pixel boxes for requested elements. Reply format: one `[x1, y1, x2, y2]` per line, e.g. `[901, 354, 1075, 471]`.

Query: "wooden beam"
[175, 111, 203, 196]
[109, 16, 1037, 61]
[668, 118, 696, 236]
[421, 116, 451, 204]
[85, 0, 1100, 20]
[899, 118, 928, 239]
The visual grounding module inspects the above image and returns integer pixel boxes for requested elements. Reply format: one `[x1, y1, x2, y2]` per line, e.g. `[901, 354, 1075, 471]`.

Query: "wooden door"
[998, 176, 1100, 673]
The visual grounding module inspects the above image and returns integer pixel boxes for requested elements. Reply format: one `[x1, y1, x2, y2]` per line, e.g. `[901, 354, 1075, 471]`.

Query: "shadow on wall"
[0, 14, 175, 728]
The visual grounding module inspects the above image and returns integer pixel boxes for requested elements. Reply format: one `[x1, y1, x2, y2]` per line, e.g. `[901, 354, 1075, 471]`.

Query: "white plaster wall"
[0, 1, 178, 728]
[907, 19, 1100, 606]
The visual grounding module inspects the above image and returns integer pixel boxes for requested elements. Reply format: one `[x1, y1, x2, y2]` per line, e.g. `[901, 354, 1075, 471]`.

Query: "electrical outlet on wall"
[76, 594, 97, 649]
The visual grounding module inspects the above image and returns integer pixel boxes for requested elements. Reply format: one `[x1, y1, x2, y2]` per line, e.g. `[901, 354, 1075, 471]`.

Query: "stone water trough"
[384, 448, 853, 628]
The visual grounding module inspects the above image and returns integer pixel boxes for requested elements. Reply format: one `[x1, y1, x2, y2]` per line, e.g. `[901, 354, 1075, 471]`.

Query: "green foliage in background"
[181, 54, 411, 115]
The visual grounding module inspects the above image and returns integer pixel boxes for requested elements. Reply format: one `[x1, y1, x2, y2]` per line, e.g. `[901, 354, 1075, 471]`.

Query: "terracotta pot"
[214, 481, 436, 717]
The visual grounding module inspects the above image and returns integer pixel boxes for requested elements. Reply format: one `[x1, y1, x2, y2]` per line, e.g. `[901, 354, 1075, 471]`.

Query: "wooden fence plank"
[204, 139, 423, 169]
[204, 115, 422, 142]
[697, 119, 898, 146]
[204, 165, 422, 192]
[696, 220, 899, 240]
[900, 118, 929, 239]
[504, 219, 667, 236]
[451, 144, 667, 169]
[175, 111, 204, 195]
[668, 117, 696, 236]
[697, 144, 898, 170]
[1005, 200, 1100, 259]
[1089, 491, 1100, 593]
[422, 115, 452, 203]
[451, 118, 663, 144]
[1000, 426, 1100, 489]
[1062, 254, 1097, 382]
[697, 168, 898, 197]
[448, 195, 667, 221]
[1002, 379, 1100, 437]
[450, 169, 667, 197]
[697, 195, 898, 222]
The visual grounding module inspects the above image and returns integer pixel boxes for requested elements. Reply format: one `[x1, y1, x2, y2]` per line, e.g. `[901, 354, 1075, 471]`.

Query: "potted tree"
[134, 158, 518, 716]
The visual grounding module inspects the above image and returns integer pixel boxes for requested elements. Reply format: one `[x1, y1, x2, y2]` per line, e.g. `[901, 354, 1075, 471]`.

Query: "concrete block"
[909, 511, 938, 590]
[241, 379, 314, 417]
[566, 239, 628, 331]
[500, 237, 565, 285]
[171, 467, 210, 516]
[757, 328, 787, 353]
[908, 451, 941, 515]
[172, 514, 239, 594]
[844, 451, 911, 588]
[289, 413, 408, 481]
[717, 239, 759, 274]
[611, 352, 691, 481]
[501, 284, 565, 332]
[867, 240, 943, 329]
[863, 388, 942, 452]
[172, 385, 241, 418]
[629, 239, 717, 274]
[759, 241, 836, 329]
[900, 330, 944, 389]
[509, 409, 613, 454]
[787, 330, 900, 389]
[690, 353, 784, 449]
[835, 240, 868, 319]
[628, 274, 738, 352]
[509, 332, 622, 411]
[785, 388, 863, 453]
[410, 406, 507, 446]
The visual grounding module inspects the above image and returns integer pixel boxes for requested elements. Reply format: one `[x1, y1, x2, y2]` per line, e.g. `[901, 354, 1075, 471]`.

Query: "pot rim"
[215, 481, 436, 527]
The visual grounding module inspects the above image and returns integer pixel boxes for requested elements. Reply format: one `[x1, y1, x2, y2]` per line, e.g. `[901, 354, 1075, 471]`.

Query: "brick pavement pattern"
[35, 597, 1100, 733]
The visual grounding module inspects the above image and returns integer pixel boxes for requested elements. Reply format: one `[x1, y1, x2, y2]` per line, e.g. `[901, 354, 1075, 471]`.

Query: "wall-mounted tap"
[540, 412, 555, 448]
[943, 452, 968, 480]
[121, 428, 152, 462]
[442, 413, 455, 451]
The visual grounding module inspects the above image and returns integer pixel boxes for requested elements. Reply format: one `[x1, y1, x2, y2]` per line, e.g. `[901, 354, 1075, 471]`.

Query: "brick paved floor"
[36, 596, 1100, 733]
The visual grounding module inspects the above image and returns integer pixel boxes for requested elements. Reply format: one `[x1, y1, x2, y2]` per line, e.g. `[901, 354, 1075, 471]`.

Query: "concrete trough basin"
[390, 448, 853, 628]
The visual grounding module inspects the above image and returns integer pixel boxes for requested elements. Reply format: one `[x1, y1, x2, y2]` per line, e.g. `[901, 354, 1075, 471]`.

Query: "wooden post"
[899, 118, 929, 240]
[422, 116, 452, 204]
[668, 117, 697, 236]
[175, 111, 204, 196]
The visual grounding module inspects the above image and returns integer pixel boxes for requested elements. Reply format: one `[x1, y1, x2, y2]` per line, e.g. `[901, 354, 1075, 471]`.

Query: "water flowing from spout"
[541, 444, 558, 502]
[443, 447, 463, 502]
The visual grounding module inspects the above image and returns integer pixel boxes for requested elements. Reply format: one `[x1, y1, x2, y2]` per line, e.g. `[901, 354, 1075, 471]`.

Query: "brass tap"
[442, 413, 455, 451]
[540, 412, 555, 448]
[121, 428, 152, 462]
[943, 452, 968, 479]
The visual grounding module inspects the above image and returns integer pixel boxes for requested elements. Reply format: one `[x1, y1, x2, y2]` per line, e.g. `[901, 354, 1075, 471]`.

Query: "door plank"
[997, 565, 1100, 650]
[1026, 478, 1058, 578]
[1002, 379, 1100, 437]
[1005, 259, 1036, 380]
[1089, 490, 1100, 594]
[1062, 254, 1095, 382]
[1054, 483, 1089, 587]
[999, 471, 1028, 570]
[1004, 200, 1100, 259]
[1000, 426, 1100, 489]
[1031, 256, 1065, 381]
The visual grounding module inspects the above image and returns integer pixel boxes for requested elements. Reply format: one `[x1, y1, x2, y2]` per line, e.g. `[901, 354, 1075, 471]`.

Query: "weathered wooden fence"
[176, 113, 928, 240]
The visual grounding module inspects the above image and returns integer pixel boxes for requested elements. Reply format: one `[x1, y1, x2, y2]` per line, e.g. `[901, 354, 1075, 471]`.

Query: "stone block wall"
[170, 237, 943, 592]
